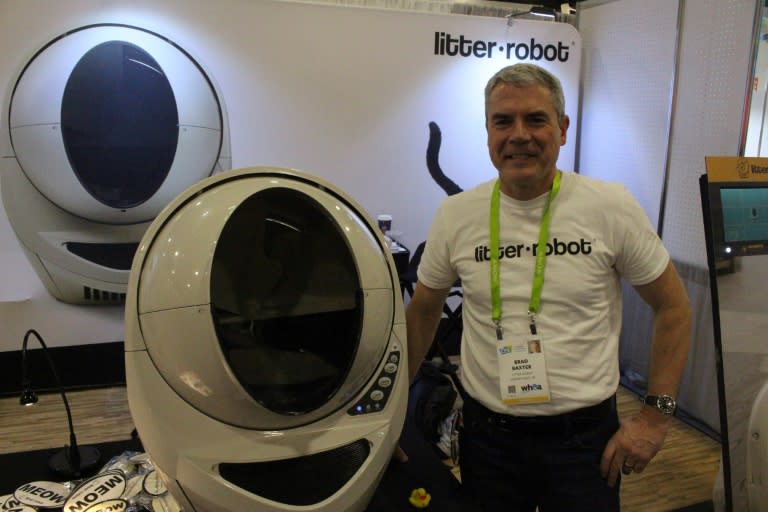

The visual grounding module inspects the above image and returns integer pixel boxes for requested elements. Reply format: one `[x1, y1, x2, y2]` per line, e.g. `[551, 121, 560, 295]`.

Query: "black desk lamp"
[20, 329, 101, 478]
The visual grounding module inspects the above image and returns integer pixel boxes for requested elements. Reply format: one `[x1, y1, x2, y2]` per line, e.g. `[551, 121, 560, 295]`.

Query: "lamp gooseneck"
[20, 329, 100, 478]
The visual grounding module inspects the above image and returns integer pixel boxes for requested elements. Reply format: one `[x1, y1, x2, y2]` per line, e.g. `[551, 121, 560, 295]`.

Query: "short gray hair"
[484, 63, 566, 123]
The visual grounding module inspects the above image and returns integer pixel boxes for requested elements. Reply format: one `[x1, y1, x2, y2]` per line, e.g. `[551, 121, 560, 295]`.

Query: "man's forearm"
[405, 304, 444, 383]
[405, 283, 452, 384]
[646, 302, 692, 399]
[633, 262, 692, 403]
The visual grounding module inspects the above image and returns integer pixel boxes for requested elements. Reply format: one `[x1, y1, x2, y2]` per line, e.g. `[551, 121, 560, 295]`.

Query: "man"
[404, 63, 691, 511]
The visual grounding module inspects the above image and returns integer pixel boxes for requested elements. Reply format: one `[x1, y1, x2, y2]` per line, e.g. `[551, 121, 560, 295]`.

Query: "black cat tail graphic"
[426, 121, 463, 196]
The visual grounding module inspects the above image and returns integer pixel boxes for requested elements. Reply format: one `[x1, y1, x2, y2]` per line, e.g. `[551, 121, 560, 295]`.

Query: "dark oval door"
[61, 41, 179, 209]
[210, 187, 362, 416]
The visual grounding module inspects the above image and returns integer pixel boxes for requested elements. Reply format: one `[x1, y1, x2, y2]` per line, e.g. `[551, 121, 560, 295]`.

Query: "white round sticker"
[13, 481, 70, 508]
[64, 472, 126, 512]
[142, 470, 167, 496]
[83, 498, 129, 512]
[120, 475, 144, 500]
[0, 494, 17, 510]
[103, 458, 136, 476]
[2, 492, 36, 511]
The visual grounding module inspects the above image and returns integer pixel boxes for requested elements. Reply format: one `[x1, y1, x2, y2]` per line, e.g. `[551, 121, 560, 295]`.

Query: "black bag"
[407, 360, 458, 443]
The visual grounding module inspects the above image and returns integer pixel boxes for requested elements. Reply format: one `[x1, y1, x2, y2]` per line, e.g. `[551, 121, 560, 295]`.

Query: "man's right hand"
[393, 444, 409, 463]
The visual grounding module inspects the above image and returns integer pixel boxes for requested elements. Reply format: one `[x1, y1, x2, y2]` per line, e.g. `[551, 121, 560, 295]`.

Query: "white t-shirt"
[417, 171, 669, 416]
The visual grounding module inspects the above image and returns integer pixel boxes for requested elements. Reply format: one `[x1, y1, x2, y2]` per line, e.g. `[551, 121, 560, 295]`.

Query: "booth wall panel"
[663, 0, 756, 266]
[578, 0, 679, 231]
[577, 0, 757, 438]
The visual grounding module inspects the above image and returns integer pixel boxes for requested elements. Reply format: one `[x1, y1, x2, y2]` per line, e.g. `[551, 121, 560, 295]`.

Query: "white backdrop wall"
[0, 0, 581, 351]
[664, 0, 759, 446]
[744, 36, 768, 157]
[577, 0, 759, 437]
[663, 0, 757, 267]
[578, 0, 758, 267]
[578, 0, 679, 231]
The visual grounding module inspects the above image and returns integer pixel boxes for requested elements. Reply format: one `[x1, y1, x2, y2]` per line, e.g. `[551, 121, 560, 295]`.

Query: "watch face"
[657, 395, 676, 414]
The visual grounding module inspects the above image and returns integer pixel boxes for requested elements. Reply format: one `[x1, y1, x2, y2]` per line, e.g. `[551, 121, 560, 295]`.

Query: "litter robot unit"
[125, 167, 408, 512]
[0, 24, 229, 304]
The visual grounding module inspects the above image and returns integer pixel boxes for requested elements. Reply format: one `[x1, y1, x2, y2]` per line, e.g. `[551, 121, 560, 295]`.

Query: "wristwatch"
[642, 394, 677, 415]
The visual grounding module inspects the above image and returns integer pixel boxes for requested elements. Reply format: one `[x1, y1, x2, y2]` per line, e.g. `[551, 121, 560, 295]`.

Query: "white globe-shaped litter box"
[125, 167, 408, 512]
[1, 24, 228, 304]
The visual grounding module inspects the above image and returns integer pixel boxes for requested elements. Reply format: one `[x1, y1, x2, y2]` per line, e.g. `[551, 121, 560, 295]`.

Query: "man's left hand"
[600, 410, 671, 487]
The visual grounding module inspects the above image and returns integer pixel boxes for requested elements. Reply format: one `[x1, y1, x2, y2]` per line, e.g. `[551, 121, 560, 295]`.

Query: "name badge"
[496, 332, 550, 405]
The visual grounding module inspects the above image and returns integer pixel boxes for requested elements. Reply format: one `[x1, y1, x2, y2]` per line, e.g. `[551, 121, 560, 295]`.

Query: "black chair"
[399, 241, 424, 300]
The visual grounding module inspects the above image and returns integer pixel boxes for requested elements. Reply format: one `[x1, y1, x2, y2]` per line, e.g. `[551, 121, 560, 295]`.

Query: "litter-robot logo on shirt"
[433, 31, 571, 62]
[474, 237, 592, 262]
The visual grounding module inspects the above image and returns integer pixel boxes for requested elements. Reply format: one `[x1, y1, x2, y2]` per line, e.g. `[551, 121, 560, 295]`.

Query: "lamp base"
[48, 445, 102, 479]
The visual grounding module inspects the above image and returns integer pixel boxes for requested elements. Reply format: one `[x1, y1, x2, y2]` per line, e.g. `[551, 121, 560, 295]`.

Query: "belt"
[462, 394, 617, 434]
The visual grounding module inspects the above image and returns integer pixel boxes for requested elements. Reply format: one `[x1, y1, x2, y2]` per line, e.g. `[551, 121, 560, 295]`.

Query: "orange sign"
[705, 156, 768, 183]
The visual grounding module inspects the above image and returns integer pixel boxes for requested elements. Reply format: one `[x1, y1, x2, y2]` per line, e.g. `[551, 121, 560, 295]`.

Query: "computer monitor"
[708, 182, 768, 257]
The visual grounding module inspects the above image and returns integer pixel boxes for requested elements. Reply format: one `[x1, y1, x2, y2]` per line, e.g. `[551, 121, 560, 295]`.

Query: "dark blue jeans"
[459, 396, 621, 512]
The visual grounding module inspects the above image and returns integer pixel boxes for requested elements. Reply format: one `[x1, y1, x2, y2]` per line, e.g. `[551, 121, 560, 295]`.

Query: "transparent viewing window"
[211, 188, 362, 415]
[61, 40, 179, 208]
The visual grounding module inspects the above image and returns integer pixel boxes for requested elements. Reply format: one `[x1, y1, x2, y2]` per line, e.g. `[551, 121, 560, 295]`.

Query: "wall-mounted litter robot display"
[125, 167, 407, 512]
[0, 24, 229, 304]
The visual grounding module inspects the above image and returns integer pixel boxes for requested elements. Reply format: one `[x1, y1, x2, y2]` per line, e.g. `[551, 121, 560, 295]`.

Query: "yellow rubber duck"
[409, 487, 431, 508]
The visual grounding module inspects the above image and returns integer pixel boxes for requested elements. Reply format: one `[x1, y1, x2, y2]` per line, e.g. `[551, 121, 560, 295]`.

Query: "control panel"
[347, 349, 401, 416]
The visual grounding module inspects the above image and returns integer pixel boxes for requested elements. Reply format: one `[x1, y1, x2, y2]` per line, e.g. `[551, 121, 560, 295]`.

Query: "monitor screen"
[720, 187, 768, 243]
[711, 184, 768, 256]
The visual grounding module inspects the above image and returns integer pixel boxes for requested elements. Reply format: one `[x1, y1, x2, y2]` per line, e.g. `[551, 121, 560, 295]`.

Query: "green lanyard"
[490, 171, 561, 339]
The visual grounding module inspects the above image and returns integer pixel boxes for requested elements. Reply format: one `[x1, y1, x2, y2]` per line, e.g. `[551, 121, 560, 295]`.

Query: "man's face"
[486, 83, 569, 200]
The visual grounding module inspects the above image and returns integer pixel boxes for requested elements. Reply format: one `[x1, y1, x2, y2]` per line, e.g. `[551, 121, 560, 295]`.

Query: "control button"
[370, 390, 385, 401]
[389, 353, 399, 363]
[378, 376, 392, 388]
[384, 363, 398, 374]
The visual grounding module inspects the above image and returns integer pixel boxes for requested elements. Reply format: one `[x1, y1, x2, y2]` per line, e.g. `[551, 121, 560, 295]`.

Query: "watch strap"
[642, 394, 677, 415]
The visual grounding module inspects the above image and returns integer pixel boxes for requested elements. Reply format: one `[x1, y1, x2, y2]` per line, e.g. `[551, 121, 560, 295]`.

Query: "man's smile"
[504, 152, 536, 160]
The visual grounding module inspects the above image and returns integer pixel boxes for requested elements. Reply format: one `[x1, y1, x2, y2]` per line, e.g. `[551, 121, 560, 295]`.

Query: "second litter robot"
[125, 166, 408, 512]
[1, 24, 229, 304]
